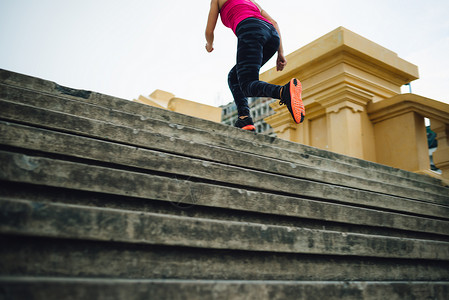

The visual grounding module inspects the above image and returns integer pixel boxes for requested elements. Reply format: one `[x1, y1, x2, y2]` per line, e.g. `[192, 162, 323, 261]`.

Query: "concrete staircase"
[0, 68, 448, 299]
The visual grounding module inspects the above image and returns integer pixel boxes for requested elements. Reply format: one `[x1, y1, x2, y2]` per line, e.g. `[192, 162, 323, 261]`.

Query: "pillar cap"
[261, 27, 419, 87]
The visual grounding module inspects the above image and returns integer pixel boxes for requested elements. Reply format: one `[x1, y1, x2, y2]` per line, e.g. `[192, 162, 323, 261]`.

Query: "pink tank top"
[220, 0, 272, 34]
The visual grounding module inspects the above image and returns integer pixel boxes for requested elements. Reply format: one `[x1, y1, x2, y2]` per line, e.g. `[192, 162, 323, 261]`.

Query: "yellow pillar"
[372, 111, 430, 172]
[316, 86, 373, 159]
[265, 102, 299, 142]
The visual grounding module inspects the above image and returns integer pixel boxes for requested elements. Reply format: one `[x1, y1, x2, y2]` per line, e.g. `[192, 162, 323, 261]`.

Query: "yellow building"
[262, 27, 449, 184]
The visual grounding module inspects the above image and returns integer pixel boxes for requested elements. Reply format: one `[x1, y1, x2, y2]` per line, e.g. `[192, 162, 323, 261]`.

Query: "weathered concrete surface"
[2, 180, 447, 242]
[2, 149, 448, 222]
[0, 68, 444, 187]
[2, 236, 448, 281]
[1, 198, 448, 260]
[1, 81, 446, 193]
[1, 69, 448, 300]
[1, 149, 449, 237]
[0, 107, 446, 203]
[0, 101, 448, 209]
[1, 278, 448, 300]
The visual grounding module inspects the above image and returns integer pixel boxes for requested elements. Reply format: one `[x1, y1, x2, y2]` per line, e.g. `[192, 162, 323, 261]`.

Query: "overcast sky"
[1, 0, 448, 107]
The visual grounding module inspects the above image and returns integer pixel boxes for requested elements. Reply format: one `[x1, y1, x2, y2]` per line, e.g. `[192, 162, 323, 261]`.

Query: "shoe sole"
[241, 125, 256, 131]
[290, 78, 305, 123]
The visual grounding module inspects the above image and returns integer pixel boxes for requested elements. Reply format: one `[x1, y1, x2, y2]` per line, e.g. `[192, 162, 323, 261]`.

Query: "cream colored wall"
[133, 89, 222, 123]
[309, 114, 327, 150]
[168, 97, 222, 122]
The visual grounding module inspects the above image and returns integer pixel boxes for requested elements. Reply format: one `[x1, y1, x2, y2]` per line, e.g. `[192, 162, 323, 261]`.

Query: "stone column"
[265, 102, 299, 142]
[315, 85, 373, 159]
[371, 110, 430, 173]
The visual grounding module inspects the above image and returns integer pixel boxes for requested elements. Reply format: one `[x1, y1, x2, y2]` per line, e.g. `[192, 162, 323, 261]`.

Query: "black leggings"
[228, 18, 282, 117]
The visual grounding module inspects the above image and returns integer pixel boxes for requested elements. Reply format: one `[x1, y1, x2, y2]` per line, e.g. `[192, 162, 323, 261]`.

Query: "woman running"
[205, 0, 305, 131]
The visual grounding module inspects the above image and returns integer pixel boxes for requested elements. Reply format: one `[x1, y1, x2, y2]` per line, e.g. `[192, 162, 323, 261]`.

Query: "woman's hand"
[205, 42, 214, 53]
[276, 53, 287, 71]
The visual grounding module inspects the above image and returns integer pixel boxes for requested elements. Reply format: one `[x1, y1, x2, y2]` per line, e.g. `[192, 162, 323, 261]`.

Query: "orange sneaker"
[279, 78, 305, 123]
[234, 116, 256, 131]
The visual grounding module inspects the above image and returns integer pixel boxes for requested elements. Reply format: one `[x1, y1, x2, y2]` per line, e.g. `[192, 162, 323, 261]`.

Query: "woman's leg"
[235, 19, 282, 99]
[230, 18, 305, 125]
[228, 66, 250, 117]
[235, 19, 305, 124]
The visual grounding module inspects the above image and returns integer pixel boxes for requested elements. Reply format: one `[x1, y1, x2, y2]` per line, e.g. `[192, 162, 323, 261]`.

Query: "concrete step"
[1, 196, 448, 283]
[0, 69, 445, 189]
[2, 145, 449, 228]
[2, 235, 448, 281]
[1, 81, 446, 197]
[2, 198, 448, 260]
[1, 98, 448, 207]
[1, 278, 449, 300]
[2, 166, 448, 243]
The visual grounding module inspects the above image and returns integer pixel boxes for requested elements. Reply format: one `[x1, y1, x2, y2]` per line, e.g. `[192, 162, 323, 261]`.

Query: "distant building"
[427, 126, 440, 173]
[221, 97, 277, 136]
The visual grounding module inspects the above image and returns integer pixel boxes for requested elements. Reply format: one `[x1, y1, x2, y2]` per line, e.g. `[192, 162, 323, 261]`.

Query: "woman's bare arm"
[205, 0, 220, 52]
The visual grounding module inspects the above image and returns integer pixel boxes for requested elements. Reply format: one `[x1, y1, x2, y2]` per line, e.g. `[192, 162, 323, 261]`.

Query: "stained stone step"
[1, 118, 448, 210]
[2, 121, 449, 234]
[1, 68, 448, 300]
[1, 83, 446, 197]
[2, 176, 448, 242]
[1, 278, 449, 300]
[1, 198, 448, 260]
[2, 148, 449, 223]
[2, 235, 449, 281]
[1, 100, 448, 206]
[0, 69, 444, 188]
[2, 83, 446, 197]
